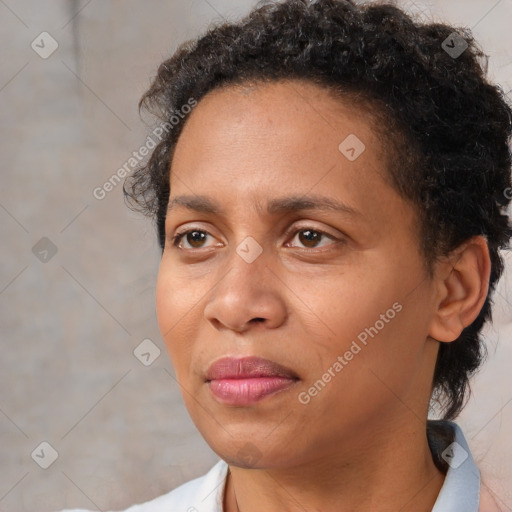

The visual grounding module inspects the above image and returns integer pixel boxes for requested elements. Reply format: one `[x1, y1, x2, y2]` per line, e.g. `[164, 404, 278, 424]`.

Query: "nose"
[203, 246, 287, 333]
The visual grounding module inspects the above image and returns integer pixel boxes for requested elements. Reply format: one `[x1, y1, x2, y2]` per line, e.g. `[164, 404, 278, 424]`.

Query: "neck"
[223, 420, 446, 512]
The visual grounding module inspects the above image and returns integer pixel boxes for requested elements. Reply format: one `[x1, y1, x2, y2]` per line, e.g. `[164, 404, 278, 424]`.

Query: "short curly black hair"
[124, 0, 512, 420]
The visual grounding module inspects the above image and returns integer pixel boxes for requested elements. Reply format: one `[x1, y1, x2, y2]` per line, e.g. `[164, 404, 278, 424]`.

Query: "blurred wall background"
[0, 1, 511, 510]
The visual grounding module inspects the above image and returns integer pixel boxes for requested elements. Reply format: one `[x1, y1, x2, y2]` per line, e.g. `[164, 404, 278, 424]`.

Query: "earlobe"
[428, 236, 490, 343]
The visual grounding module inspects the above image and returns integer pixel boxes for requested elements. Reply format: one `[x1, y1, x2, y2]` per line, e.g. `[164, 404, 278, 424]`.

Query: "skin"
[155, 79, 490, 511]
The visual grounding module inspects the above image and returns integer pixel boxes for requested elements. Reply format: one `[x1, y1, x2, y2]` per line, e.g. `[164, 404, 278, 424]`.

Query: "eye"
[171, 229, 218, 250]
[170, 226, 341, 252]
[286, 228, 339, 250]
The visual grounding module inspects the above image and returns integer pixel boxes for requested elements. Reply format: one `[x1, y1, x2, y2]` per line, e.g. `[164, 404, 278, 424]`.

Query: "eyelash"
[170, 226, 341, 251]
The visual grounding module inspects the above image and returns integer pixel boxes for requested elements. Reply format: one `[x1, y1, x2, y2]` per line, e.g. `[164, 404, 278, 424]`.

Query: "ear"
[428, 236, 491, 343]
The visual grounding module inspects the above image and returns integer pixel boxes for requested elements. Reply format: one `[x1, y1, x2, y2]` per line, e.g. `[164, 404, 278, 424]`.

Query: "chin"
[206, 431, 298, 470]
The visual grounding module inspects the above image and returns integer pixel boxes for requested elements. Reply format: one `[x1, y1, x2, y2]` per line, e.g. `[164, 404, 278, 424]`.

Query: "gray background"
[0, 0, 511, 511]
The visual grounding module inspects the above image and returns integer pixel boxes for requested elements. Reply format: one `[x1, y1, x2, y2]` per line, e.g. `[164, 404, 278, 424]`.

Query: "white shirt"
[61, 421, 502, 512]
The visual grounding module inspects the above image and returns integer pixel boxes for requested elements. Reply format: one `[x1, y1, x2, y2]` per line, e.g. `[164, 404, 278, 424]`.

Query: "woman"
[63, 0, 511, 510]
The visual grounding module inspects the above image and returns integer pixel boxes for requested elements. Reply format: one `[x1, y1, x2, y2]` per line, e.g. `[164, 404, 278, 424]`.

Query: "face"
[156, 80, 441, 469]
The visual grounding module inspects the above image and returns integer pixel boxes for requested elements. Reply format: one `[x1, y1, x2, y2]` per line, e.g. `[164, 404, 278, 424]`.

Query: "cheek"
[299, 266, 428, 386]
[155, 266, 173, 340]
[291, 267, 398, 353]
[155, 263, 198, 368]
[340, 294, 430, 401]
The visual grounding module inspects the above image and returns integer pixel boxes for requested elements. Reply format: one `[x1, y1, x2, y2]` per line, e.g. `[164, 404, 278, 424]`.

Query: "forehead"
[170, 79, 389, 191]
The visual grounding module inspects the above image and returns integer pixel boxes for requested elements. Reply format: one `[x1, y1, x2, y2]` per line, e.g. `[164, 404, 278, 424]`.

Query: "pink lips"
[206, 356, 299, 406]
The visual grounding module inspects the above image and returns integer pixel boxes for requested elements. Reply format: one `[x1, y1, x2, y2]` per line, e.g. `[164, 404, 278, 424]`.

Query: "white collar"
[431, 420, 480, 512]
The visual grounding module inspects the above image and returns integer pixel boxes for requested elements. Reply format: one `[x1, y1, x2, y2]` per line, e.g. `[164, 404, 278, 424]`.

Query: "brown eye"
[288, 228, 337, 249]
[173, 230, 211, 249]
[298, 230, 323, 248]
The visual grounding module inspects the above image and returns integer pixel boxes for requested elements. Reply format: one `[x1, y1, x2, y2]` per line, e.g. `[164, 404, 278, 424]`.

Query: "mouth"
[205, 356, 300, 406]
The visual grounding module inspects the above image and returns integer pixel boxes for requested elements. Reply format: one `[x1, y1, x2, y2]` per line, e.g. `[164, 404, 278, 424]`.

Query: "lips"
[206, 356, 299, 406]
[206, 356, 299, 381]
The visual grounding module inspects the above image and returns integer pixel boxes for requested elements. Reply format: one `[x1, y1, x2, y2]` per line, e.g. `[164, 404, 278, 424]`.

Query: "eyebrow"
[167, 194, 360, 216]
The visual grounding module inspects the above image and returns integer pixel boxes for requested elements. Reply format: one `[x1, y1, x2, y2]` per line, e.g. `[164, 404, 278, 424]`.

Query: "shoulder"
[58, 459, 229, 512]
[479, 483, 507, 512]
